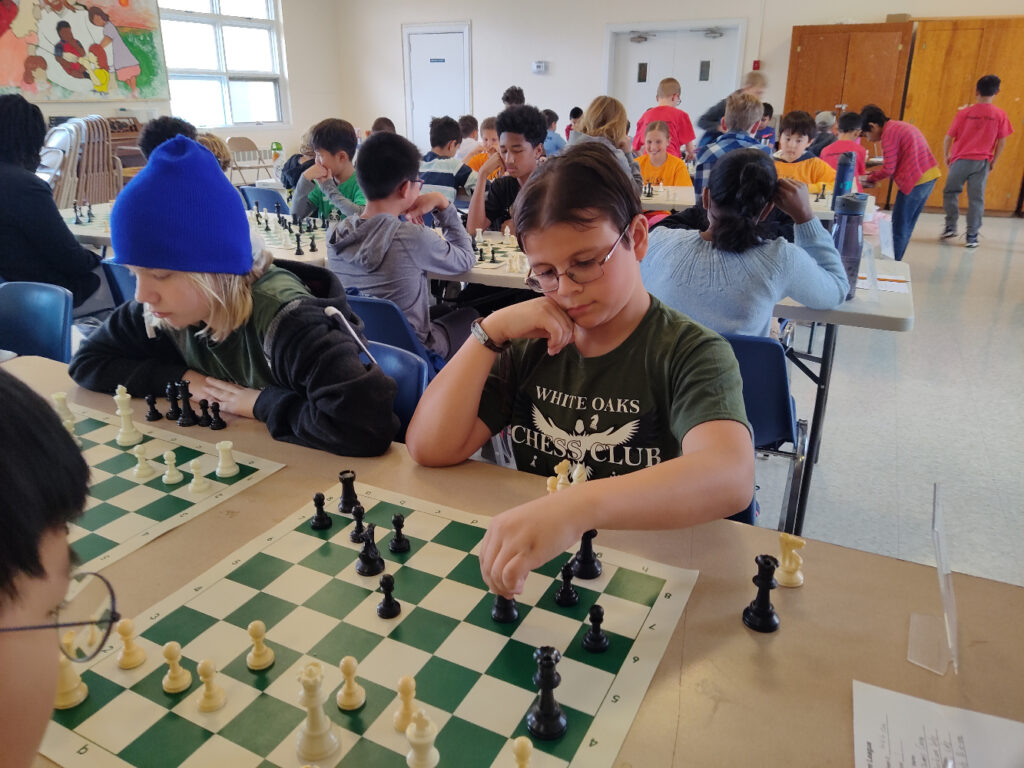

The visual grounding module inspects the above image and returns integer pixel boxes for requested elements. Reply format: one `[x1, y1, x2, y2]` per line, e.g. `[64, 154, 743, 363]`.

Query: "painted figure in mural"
[88, 6, 138, 96]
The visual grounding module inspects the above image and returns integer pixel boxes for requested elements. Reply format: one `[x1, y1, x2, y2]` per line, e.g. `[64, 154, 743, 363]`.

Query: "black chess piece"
[389, 513, 411, 553]
[208, 402, 227, 430]
[86, 202, 94, 222]
[274, 201, 281, 217]
[176, 381, 198, 427]
[572, 529, 602, 579]
[489, 250, 497, 264]
[294, 233, 304, 256]
[337, 470, 359, 515]
[165, 382, 181, 420]
[144, 393, 162, 421]
[526, 646, 567, 740]
[309, 492, 332, 530]
[355, 523, 385, 576]
[73, 200, 82, 225]
[377, 573, 401, 619]
[254, 201, 261, 216]
[582, 604, 610, 652]
[264, 217, 271, 233]
[349, 503, 366, 543]
[491, 595, 519, 624]
[320, 216, 327, 230]
[742, 554, 781, 633]
[308, 233, 317, 252]
[197, 399, 212, 427]
[554, 561, 579, 607]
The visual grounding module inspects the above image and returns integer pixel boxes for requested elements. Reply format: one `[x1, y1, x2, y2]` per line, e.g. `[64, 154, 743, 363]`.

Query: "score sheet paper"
[853, 681, 1024, 768]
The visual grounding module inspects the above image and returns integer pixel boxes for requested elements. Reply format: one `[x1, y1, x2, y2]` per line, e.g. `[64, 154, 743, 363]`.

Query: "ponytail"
[707, 148, 777, 253]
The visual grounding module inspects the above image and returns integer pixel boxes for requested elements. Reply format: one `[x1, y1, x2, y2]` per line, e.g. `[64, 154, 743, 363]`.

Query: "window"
[158, 0, 285, 128]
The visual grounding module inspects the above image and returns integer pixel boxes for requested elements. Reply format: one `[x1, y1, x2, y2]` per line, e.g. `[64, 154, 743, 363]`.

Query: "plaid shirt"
[865, 120, 938, 195]
[693, 132, 772, 196]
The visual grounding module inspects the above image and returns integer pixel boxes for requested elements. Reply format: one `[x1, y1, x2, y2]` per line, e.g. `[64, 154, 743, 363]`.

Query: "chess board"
[65, 209, 114, 248]
[42, 480, 698, 768]
[473, 241, 529, 273]
[68, 404, 283, 571]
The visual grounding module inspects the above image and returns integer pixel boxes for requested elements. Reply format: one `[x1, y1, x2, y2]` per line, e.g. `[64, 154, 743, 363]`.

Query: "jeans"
[943, 159, 989, 237]
[891, 178, 936, 261]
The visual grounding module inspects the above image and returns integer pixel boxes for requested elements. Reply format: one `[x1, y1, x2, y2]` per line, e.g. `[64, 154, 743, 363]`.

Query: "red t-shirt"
[946, 103, 1014, 163]
[632, 105, 696, 157]
[819, 139, 868, 192]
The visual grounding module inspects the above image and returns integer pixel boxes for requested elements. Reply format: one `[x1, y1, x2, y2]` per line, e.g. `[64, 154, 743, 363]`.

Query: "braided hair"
[0, 94, 46, 171]
[706, 148, 777, 253]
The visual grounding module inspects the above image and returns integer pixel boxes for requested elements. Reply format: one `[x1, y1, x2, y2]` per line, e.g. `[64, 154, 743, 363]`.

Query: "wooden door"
[974, 19, 1024, 212]
[784, 28, 850, 116]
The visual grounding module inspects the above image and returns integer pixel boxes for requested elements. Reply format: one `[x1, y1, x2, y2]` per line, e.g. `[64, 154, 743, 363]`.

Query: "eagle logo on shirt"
[532, 406, 641, 478]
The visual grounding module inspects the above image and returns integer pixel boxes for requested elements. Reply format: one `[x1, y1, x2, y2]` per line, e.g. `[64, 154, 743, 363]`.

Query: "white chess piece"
[54, 632, 89, 709]
[554, 459, 571, 491]
[162, 451, 183, 484]
[546, 476, 558, 494]
[405, 709, 439, 768]
[215, 441, 239, 478]
[336, 656, 365, 710]
[197, 659, 226, 712]
[393, 675, 415, 732]
[52, 391, 74, 422]
[161, 641, 191, 694]
[188, 459, 210, 492]
[132, 445, 154, 478]
[114, 384, 143, 447]
[63, 417, 81, 447]
[570, 463, 588, 485]
[475, 228, 483, 241]
[504, 226, 512, 245]
[116, 618, 146, 670]
[246, 620, 275, 671]
[512, 736, 533, 767]
[296, 662, 340, 761]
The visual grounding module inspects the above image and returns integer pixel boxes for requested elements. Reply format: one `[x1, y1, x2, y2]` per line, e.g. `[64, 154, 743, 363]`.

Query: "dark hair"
[514, 141, 641, 250]
[457, 114, 478, 138]
[502, 85, 525, 106]
[0, 94, 46, 170]
[542, 108, 559, 127]
[139, 116, 198, 158]
[761, 102, 774, 118]
[779, 110, 816, 139]
[370, 116, 396, 134]
[88, 6, 109, 23]
[859, 104, 888, 132]
[569, 106, 583, 120]
[837, 111, 861, 133]
[355, 131, 421, 201]
[428, 116, 460, 149]
[706, 148, 778, 253]
[0, 370, 88, 603]
[56, 20, 71, 32]
[310, 118, 358, 158]
[976, 74, 1000, 97]
[496, 105, 547, 148]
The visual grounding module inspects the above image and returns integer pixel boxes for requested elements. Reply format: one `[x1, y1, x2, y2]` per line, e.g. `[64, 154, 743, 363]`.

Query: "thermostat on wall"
[531, 60, 548, 74]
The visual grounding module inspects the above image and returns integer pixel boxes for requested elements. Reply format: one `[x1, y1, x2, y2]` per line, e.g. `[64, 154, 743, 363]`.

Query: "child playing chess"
[636, 121, 693, 201]
[0, 369, 90, 768]
[772, 110, 837, 193]
[406, 142, 755, 597]
[69, 136, 398, 456]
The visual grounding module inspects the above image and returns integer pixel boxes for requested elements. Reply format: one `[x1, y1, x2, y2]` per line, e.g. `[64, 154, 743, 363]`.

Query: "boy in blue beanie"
[70, 136, 399, 456]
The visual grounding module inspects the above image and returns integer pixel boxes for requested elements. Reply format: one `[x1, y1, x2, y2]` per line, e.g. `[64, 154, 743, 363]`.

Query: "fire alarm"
[752, 59, 761, 70]
[531, 61, 548, 75]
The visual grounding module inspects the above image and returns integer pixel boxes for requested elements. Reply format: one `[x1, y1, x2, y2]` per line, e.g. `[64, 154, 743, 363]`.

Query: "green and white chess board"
[42, 480, 698, 768]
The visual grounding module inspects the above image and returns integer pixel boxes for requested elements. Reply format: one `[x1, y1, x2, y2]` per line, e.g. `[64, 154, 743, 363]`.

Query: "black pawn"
[491, 595, 519, 624]
[86, 202, 94, 222]
[176, 381, 198, 427]
[264, 217, 270, 233]
[526, 646, 567, 740]
[337, 470, 359, 515]
[377, 573, 401, 619]
[73, 201, 82, 225]
[742, 554, 781, 633]
[554, 561, 579, 607]
[582, 604, 610, 652]
[355, 523, 385, 576]
[389, 513, 410, 553]
[294, 233, 304, 256]
[349, 503, 366, 543]
[197, 399, 212, 427]
[144, 393, 162, 421]
[308, 233, 317, 252]
[209, 402, 227, 430]
[165, 382, 181, 420]
[309, 492, 332, 530]
[274, 201, 281, 217]
[572, 529, 602, 579]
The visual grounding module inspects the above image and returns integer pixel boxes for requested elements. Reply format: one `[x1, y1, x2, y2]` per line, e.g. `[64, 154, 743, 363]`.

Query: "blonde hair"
[656, 77, 681, 100]
[645, 120, 670, 139]
[724, 91, 763, 133]
[197, 133, 231, 172]
[578, 96, 629, 147]
[742, 71, 767, 89]
[298, 129, 313, 158]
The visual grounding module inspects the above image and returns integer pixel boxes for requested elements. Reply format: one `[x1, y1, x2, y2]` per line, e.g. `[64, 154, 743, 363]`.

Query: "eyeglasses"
[524, 225, 629, 293]
[410, 178, 425, 191]
[0, 572, 119, 662]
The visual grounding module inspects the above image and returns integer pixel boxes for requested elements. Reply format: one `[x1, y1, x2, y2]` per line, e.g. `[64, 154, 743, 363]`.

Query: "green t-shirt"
[167, 266, 310, 389]
[478, 296, 749, 480]
[308, 173, 366, 220]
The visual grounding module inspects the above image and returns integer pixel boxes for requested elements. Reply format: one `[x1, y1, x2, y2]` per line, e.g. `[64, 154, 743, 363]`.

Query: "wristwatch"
[470, 318, 510, 353]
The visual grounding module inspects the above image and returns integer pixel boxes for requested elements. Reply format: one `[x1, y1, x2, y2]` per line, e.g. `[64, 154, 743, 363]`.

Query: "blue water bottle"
[832, 151, 855, 210]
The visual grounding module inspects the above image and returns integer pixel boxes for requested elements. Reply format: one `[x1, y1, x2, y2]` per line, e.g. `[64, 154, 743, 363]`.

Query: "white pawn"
[296, 662, 340, 761]
[554, 459, 571, 491]
[393, 675, 415, 732]
[188, 459, 210, 492]
[336, 656, 365, 710]
[246, 620, 275, 671]
[405, 709, 439, 768]
[504, 226, 512, 245]
[512, 736, 533, 767]
[54, 633, 88, 710]
[52, 391, 74, 422]
[161, 641, 192, 693]
[197, 658, 226, 712]
[114, 384, 143, 447]
[63, 417, 81, 447]
[132, 445, 154, 479]
[162, 451, 183, 484]
[116, 618, 146, 669]
[215, 441, 239, 478]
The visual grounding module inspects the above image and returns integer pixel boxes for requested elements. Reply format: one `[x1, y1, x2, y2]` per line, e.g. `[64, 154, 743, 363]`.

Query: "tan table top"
[12, 357, 1022, 767]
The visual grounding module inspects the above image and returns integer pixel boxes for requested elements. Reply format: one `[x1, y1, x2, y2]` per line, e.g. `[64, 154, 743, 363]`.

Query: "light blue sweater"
[640, 219, 849, 337]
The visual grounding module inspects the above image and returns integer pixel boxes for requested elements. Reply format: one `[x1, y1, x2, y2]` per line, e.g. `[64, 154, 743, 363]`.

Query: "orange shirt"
[774, 154, 836, 193]
[466, 151, 501, 181]
[637, 153, 693, 187]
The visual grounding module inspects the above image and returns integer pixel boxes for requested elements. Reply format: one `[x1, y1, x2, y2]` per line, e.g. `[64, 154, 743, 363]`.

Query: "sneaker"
[940, 228, 957, 240]
[966, 236, 979, 248]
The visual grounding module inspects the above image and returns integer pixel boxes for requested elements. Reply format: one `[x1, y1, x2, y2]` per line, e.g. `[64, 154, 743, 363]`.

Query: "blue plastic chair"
[0, 281, 74, 363]
[347, 295, 444, 377]
[240, 185, 289, 214]
[365, 341, 429, 441]
[723, 333, 808, 533]
[102, 260, 137, 305]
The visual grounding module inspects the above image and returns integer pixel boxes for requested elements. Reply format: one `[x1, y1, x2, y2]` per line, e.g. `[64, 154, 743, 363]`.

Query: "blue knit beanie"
[111, 136, 252, 275]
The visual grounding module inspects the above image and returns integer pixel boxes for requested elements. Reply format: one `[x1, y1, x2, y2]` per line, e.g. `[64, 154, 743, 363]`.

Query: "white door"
[407, 32, 468, 153]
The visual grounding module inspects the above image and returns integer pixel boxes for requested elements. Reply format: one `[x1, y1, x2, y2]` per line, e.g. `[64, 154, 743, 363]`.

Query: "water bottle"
[832, 192, 868, 300]
[831, 151, 855, 211]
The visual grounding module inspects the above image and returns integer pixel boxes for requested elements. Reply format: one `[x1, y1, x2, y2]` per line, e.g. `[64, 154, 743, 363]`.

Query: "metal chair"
[723, 333, 808, 533]
[366, 341, 429, 441]
[227, 136, 274, 184]
[347, 295, 444, 378]
[240, 185, 289, 214]
[0, 282, 74, 363]
[101, 260, 136, 305]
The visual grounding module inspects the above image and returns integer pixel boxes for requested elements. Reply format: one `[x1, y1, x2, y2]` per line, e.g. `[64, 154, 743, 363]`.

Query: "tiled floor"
[755, 212, 1024, 588]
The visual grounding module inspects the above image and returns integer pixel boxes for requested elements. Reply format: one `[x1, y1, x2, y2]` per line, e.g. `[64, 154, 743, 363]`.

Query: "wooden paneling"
[784, 29, 849, 115]
[841, 29, 910, 115]
[975, 19, 1024, 212]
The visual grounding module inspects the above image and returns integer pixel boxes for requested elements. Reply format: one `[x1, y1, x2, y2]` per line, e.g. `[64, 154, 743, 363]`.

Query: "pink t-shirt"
[947, 103, 1013, 163]
[820, 139, 868, 192]
[632, 105, 696, 157]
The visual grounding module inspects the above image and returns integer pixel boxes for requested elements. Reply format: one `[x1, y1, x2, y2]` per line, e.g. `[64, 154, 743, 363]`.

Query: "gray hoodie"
[327, 204, 475, 357]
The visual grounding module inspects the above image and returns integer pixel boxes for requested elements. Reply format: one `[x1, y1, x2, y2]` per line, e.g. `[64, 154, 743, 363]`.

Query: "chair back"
[240, 185, 289, 213]
[0, 282, 74, 363]
[366, 341, 429, 441]
[227, 136, 260, 153]
[722, 333, 797, 450]
[102, 260, 137, 305]
[346, 295, 444, 376]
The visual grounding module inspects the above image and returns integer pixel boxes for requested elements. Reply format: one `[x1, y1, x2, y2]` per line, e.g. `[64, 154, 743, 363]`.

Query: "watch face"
[471, 320, 488, 344]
